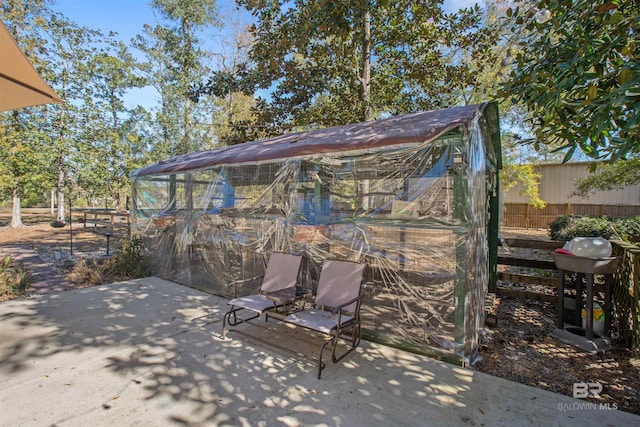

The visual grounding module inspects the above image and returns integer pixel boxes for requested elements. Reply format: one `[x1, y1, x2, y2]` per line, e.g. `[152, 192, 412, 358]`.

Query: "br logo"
[573, 382, 603, 399]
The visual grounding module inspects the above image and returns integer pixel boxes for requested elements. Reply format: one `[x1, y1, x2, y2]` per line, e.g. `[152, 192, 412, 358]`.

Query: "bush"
[0, 257, 31, 299]
[105, 236, 151, 279]
[21, 193, 41, 208]
[67, 236, 151, 285]
[549, 214, 580, 240]
[550, 215, 640, 244]
[610, 215, 640, 244]
[68, 258, 107, 286]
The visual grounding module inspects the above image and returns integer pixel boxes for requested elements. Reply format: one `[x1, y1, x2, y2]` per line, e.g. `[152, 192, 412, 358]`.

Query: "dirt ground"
[0, 208, 128, 298]
[480, 227, 640, 415]
[0, 208, 127, 251]
[1, 210, 638, 416]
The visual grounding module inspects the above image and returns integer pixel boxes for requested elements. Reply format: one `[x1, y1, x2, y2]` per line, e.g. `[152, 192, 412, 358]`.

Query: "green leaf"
[625, 88, 640, 97]
[562, 145, 577, 163]
[502, 0, 640, 161]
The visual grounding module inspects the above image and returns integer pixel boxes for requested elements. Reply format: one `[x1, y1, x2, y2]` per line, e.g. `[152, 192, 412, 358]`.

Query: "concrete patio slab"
[0, 277, 637, 426]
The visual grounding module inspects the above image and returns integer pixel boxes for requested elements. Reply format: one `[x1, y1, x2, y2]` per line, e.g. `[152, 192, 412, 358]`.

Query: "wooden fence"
[611, 241, 640, 352]
[496, 238, 562, 303]
[503, 203, 640, 229]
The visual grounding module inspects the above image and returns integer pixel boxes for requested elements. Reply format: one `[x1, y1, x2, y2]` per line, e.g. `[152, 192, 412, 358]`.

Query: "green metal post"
[488, 174, 500, 293]
[452, 157, 467, 348]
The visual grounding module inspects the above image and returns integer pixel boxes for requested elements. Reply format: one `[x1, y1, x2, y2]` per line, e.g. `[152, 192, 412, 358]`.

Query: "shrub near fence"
[549, 215, 640, 244]
[504, 203, 640, 229]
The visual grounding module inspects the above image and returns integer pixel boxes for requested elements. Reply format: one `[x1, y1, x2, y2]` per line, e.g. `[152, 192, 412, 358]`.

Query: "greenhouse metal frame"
[130, 102, 502, 364]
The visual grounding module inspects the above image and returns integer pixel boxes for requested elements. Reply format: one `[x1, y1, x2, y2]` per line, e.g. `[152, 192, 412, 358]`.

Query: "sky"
[51, 0, 483, 109]
[52, 0, 253, 45]
[53, 0, 482, 38]
[52, 0, 251, 109]
[53, 0, 155, 42]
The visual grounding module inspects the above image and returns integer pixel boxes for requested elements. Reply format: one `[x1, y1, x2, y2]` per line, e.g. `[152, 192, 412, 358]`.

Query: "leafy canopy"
[502, 0, 640, 162]
[194, 0, 497, 133]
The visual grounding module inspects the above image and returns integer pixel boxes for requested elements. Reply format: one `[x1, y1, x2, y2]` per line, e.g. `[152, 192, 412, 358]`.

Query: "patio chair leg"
[330, 322, 361, 364]
[222, 310, 233, 339]
[318, 339, 332, 379]
[317, 325, 361, 379]
[221, 307, 260, 339]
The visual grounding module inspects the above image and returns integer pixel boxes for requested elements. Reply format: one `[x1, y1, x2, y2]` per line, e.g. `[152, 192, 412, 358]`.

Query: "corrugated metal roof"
[131, 103, 490, 178]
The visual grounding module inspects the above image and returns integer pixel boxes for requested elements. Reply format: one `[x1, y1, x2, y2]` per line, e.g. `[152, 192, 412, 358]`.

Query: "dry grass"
[0, 208, 125, 251]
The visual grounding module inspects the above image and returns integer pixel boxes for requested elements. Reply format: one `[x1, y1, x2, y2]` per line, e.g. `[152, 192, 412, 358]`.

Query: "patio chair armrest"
[226, 275, 264, 287]
[226, 275, 265, 298]
[332, 294, 363, 314]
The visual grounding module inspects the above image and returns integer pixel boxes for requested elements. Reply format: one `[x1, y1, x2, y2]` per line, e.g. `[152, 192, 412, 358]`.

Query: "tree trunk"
[9, 110, 24, 228]
[50, 189, 56, 214]
[360, 6, 372, 122]
[182, 17, 193, 155]
[10, 188, 24, 228]
[57, 168, 65, 222]
[184, 95, 192, 154]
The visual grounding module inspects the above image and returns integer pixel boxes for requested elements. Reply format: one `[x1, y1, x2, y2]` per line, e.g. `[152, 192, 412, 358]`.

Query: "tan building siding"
[503, 162, 640, 206]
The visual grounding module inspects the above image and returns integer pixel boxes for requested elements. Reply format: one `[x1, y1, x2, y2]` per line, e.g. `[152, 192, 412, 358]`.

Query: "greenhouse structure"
[129, 102, 502, 365]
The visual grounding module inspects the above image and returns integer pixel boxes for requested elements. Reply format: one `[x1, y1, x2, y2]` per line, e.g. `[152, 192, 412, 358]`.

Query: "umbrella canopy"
[0, 20, 63, 112]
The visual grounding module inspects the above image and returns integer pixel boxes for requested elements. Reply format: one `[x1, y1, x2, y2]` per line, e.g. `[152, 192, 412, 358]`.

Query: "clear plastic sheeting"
[130, 103, 501, 363]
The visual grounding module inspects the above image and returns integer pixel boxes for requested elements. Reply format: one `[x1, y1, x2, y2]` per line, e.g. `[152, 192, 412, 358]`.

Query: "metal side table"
[552, 252, 619, 353]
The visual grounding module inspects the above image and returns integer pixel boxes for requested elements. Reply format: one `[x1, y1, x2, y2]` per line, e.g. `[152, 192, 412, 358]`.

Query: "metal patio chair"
[222, 252, 302, 339]
[283, 259, 365, 379]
